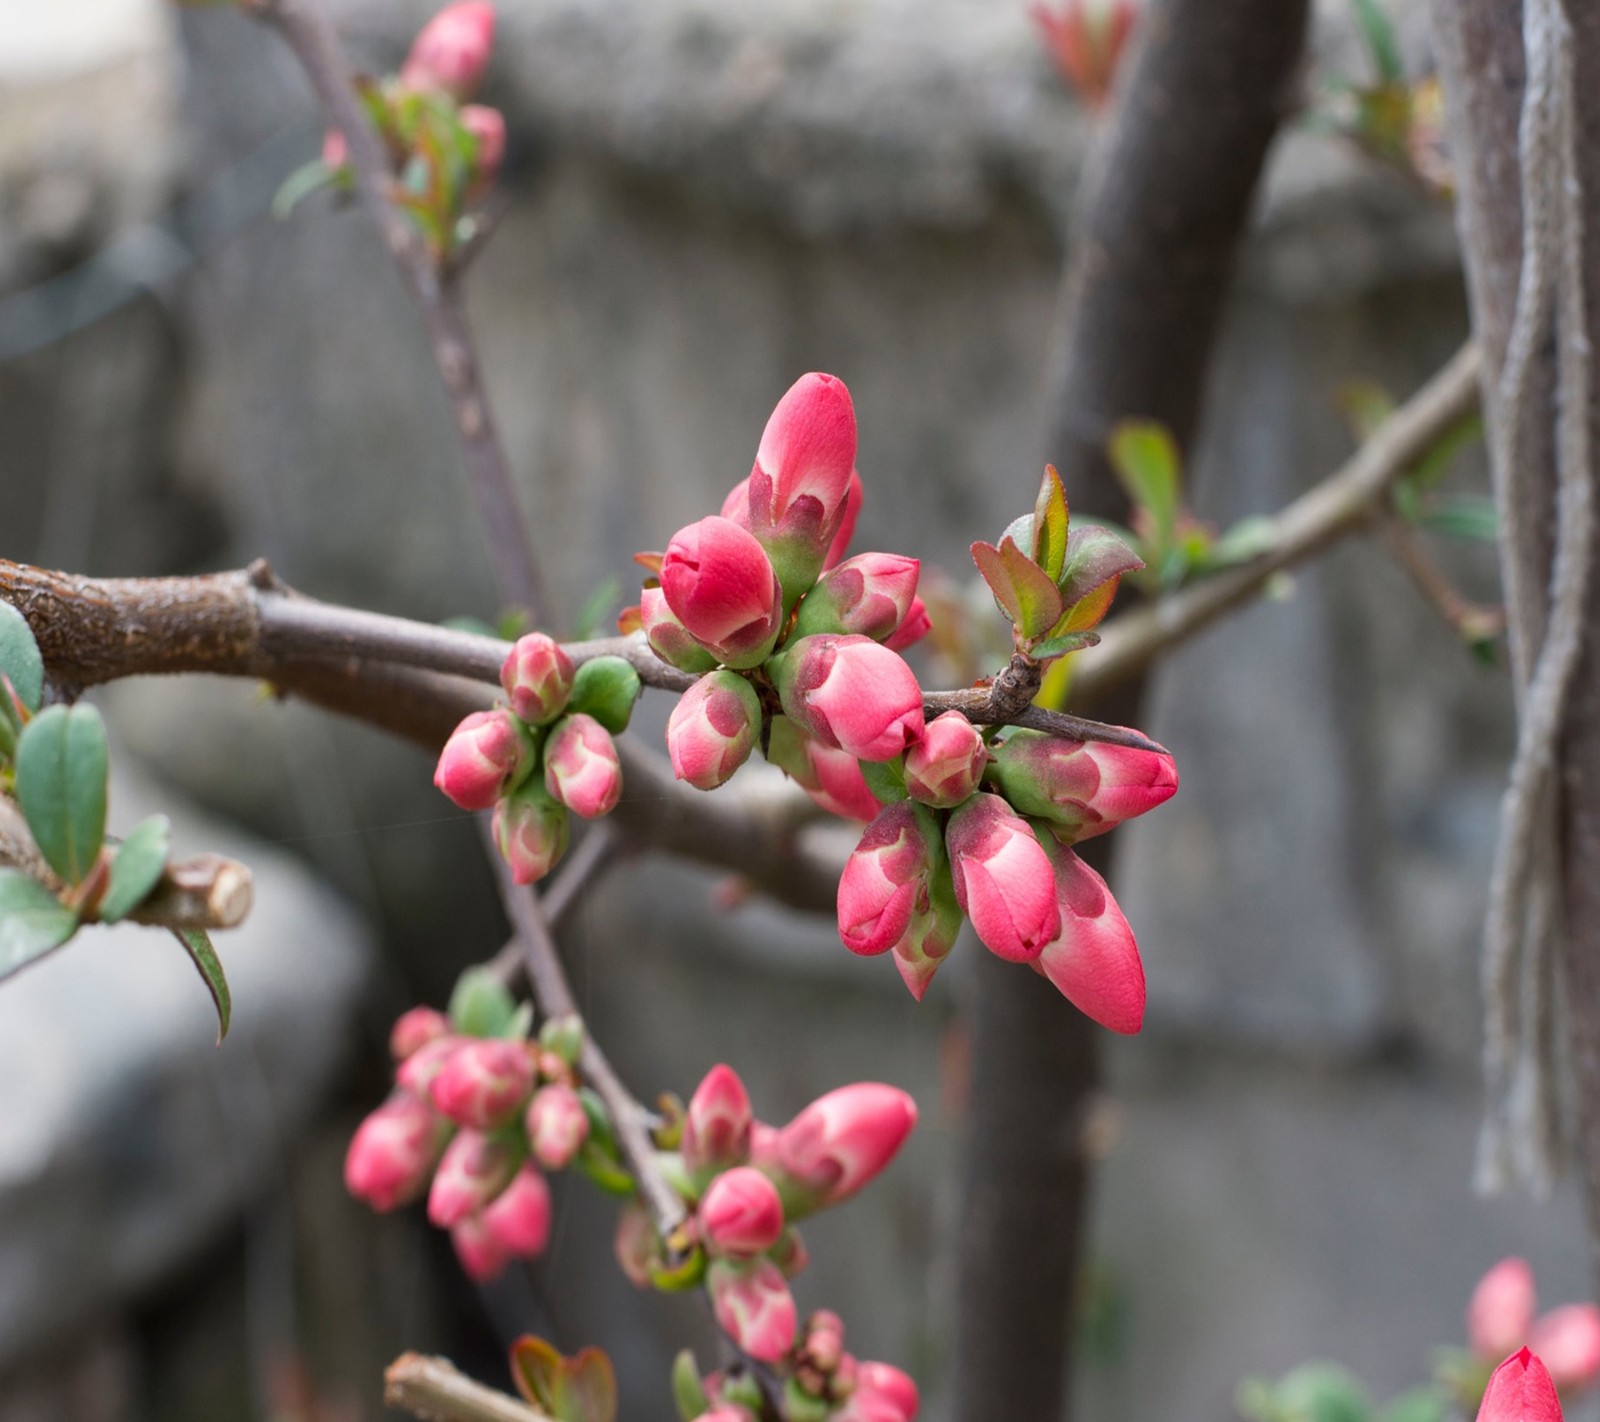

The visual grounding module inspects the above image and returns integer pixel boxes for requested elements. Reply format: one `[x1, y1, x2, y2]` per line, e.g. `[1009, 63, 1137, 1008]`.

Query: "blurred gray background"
[0, 1, 1582, 1419]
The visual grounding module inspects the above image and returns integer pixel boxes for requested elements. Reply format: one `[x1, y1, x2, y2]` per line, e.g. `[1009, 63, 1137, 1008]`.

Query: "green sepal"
[98, 814, 171, 923]
[569, 658, 641, 733]
[16, 703, 109, 886]
[859, 756, 909, 804]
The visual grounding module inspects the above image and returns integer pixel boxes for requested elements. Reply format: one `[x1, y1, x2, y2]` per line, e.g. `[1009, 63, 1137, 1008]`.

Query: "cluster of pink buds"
[344, 974, 610, 1282]
[615, 1063, 916, 1371]
[675, 1310, 919, 1422]
[433, 633, 638, 883]
[1464, 1258, 1600, 1400]
[1029, 0, 1140, 112]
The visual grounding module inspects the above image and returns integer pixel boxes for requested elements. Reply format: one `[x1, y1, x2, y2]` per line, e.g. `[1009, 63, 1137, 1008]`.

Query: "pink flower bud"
[492, 779, 570, 885]
[450, 1213, 508, 1283]
[883, 596, 931, 653]
[660, 517, 785, 669]
[400, 0, 496, 101]
[765, 716, 883, 822]
[614, 1201, 659, 1287]
[804, 1311, 845, 1371]
[396, 1034, 468, 1098]
[836, 803, 943, 957]
[987, 728, 1177, 841]
[693, 1410, 756, 1422]
[683, 1064, 753, 1174]
[822, 470, 865, 571]
[481, 1163, 553, 1258]
[707, 1258, 797, 1363]
[668, 671, 762, 790]
[344, 1092, 451, 1212]
[1471, 1258, 1538, 1360]
[1030, 0, 1139, 112]
[903, 712, 987, 808]
[1529, 1305, 1600, 1391]
[427, 1129, 522, 1227]
[774, 1083, 917, 1212]
[751, 374, 858, 537]
[641, 585, 719, 674]
[792, 553, 920, 643]
[698, 1167, 785, 1256]
[434, 708, 531, 811]
[1033, 836, 1145, 1034]
[889, 858, 962, 1003]
[500, 632, 575, 726]
[390, 1005, 451, 1062]
[852, 1362, 920, 1422]
[460, 104, 505, 195]
[946, 795, 1060, 962]
[1477, 1348, 1564, 1422]
[543, 712, 622, 818]
[525, 1082, 590, 1169]
[772, 635, 924, 763]
[428, 1038, 534, 1129]
[322, 128, 349, 171]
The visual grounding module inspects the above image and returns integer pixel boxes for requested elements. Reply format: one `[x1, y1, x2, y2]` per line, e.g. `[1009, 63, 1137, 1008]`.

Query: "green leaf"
[1374, 1388, 1447, 1422]
[175, 927, 231, 1043]
[572, 578, 623, 640]
[16, 704, 109, 885]
[1031, 466, 1070, 580]
[671, 1350, 709, 1422]
[448, 965, 518, 1038]
[271, 159, 341, 220]
[971, 538, 1064, 640]
[1418, 494, 1498, 541]
[1057, 524, 1146, 612]
[1406, 413, 1484, 491]
[0, 869, 78, 980]
[859, 757, 909, 804]
[1027, 630, 1101, 662]
[511, 1338, 619, 1422]
[1206, 515, 1278, 569]
[0, 602, 44, 713]
[1109, 422, 1181, 560]
[1337, 380, 1396, 442]
[1270, 1363, 1372, 1422]
[1351, 0, 1404, 85]
[98, 814, 171, 924]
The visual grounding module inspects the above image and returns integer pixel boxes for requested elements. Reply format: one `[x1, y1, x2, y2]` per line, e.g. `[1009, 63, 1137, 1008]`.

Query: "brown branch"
[243, 0, 546, 621]
[384, 1354, 551, 1422]
[1371, 506, 1506, 644]
[1067, 341, 1483, 707]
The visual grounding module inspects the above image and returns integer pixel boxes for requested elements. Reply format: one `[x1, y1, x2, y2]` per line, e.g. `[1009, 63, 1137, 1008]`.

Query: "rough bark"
[952, 1, 1310, 1417]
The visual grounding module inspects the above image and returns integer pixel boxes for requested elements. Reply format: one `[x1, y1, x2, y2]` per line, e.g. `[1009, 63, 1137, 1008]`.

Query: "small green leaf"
[448, 965, 518, 1038]
[1265, 1363, 1372, 1422]
[511, 1336, 565, 1412]
[1109, 422, 1181, 560]
[1374, 1387, 1447, 1422]
[1027, 630, 1101, 662]
[1031, 465, 1070, 580]
[1057, 524, 1146, 614]
[572, 578, 624, 641]
[557, 1349, 619, 1422]
[1351, 0, 1404, 85]
[272, 159, 341, 219]
[971, 540, 1023, 626]
[1418, 494, 1498, 541]
[175, 927, 231, 1043]
[16, 704, 109, 885]
[671, 1350, 709, 1422]
[859, 757, 909, 804]
[98, 814, 171, 924]
[574, 1139, 635, 1197]
[1406, 413, 1483, 491]
[1206, 515, 1278, 569]
[0, 869, 78, 980]
[0, 602, 44, 713]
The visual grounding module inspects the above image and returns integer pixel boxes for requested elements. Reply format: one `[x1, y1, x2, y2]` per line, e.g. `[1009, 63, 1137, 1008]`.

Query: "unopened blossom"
[344, 1092, 451, 1212]
[427, 1129, 522, 1227]
[493, 778, 570, 885]
[667, 671, 762, 790]
[434, 708, 531, 811]
[390, 1005, 451, 1062]
[698, 1166, 786, 1257]
[707, 1258, 797, 1363]
[460, 104, 505, 196]
[1530, 1307, 1600, 1392]
[766, 716, 883, 822]
[986, 728, 1177, 841]
[903, 711, 987, 808]
[1471, 1259, 1538, 1361]
[839, 1361, 920, 1422]
[525, 1082, 589, 1169]
[451, 1213, 508, 1283]
[945, 794, 1060, 962]
[772, 1083, 918, 1213]
[400, 0, 496, 100]
[659, 516, 785, 668]
[480, 1163, 552, 1257]
[641, 585, 719, 674]
[1033, 834, 1145, 1034]
[836, 802, 943, 957]
[396, 1034, 467, 1098]
[543, 712, 623, 818]
[1477, 1349, 1563, 1422]
[792, 552, 921, 643]
[823, 470, 865, 570]
[682, 1063, 753, 1175]
[500, 632, 574, 726]
[888, 860, 963, 1002]
[772, 634, 924, 763]
[428, 1037, 534, 1130]
[884, 596, 931, 652]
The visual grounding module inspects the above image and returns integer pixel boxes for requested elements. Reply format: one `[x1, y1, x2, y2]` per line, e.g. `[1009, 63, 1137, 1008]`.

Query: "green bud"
[447, 966, 518, 1039]
[538, 1012, 584, 1064]
[569, 656, 642, 733]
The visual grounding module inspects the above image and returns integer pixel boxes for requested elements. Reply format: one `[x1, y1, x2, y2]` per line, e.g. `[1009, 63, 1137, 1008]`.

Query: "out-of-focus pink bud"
[525, 1082, 590, 1169]
[850, 1362, 920, 1422]
[390, 1005, 451, 1062]
[772, 635, 924, 763]
[987, 728, 1176, 841]
[492, 778, 570, 885]
[903, 712, 987, 808]
[400, 1, 496, 101]
[946, 794, 1060, 962]
[543, 712, 622, 819]
[481, 1163, 552, 1257]
[322, 128, 349, 172]
[668, 671, 762, 790]
[836, 802, 942, 957]
[683, 1064, 753, 1174]
[344, 1092, 451, 1212]
[427, 1129, 522, 1227]
[428, 1037, 534, 1129]
[773, 1083, 917, 1213]
[396, 1034, 467, 1098]
[660, 516, 785, 669]
[1470, 1258, 1538, 1360]
[792, 553, 920, 643]
[693, 1411, 757, 1422]
[499, 632, 574, 726]
[1529, 1306, 1600, 1392]
[822, 470, 865, 571]
[883, 596, 931, 653]
[707, 1259, 797, 1363]
[1030, 0, 1138, 112]
[614, 1201, 659, 1287]
[698, 1166, 785, 1257]
[804, 1310, 845, 1372]
[765, 716, 883, 822]
[451, 1213, 508, 1283]
[641, 586, 720, 674]
[1477, 1348, 1564, 1422]
[460, 104, 505, 194]
[1033, 835, 1145, 1034]
[433, 708, 531, 810]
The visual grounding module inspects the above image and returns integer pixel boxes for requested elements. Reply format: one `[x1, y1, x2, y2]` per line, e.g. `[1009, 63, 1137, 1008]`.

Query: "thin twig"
[384, 1353, 551, 1422]
[245, 0, 546, 621]
[1371, 506, 1507, 644]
